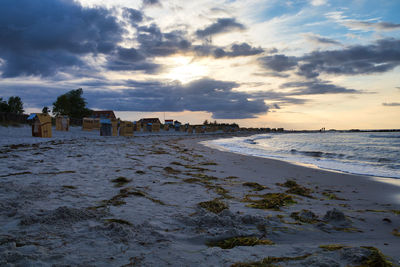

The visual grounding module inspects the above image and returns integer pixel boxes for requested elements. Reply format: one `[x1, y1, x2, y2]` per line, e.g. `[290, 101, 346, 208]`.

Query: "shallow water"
[205, 131, 400, 179]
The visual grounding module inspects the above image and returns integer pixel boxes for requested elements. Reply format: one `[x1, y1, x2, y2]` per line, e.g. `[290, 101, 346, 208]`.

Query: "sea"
[204, 131, 400, 179]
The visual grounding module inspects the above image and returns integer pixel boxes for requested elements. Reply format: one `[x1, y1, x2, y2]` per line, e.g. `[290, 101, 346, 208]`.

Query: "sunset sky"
[1, 0, 399, 129]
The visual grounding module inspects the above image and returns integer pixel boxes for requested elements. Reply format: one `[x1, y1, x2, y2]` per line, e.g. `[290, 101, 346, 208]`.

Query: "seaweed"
[322, 191, 347, 200]
[207, 236, 274, 249]
[199, 162, 218, 166]
[319, 244, 349, 251]
[189, 173, 218, 181]
[198, 199, 228, 213]
[212, 185, 234, 199]
[105, 218, 133, 226]
[111, 176, 131, 187]
[392, 228, 400, 237]
[183, 178, 202, 183]
[358, 246, 393, 267]
[231, 253, 312, 267]
[243, 182, 269, 191]
[164, 166, 181, 174]
[277, 179, 313, 198]
[243, 193, 296, 210]
[290, 209, 318, 223]
[62, 185, 77, 189]
[0, 171, 32, 178]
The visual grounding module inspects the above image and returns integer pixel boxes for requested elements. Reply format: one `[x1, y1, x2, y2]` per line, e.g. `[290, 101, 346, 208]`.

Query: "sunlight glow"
[165, 56, 208, 83]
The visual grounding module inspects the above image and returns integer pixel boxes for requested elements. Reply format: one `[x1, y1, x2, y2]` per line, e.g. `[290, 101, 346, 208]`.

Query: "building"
[164, 119, 174, 125]
[92, 110, 116, 119]
[138, 118, 161, 127]
[27, 113, 52, 138]
[55, 115, 69, 131]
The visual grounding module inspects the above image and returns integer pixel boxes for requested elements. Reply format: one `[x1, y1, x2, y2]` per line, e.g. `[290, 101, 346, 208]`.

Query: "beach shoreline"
[1, 126, 399, 266]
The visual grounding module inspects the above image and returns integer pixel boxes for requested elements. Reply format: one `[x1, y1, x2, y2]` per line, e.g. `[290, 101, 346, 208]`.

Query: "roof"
[92, 110, 116, 119]
[28, 113, 51, 123]
[139, 118, 161, 124]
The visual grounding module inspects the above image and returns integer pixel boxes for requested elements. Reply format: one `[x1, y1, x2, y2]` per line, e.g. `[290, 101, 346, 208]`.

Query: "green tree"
[203, 120, 209, 125]
[42, 106, 50, 114]
[0, 97, 10, 112]
[52, 88, 92, 119]
[7, 96, 24, 114]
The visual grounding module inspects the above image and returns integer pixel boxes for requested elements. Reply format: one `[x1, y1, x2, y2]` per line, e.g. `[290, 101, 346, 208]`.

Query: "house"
[138, 118, 161, 127]
[174, 120, 181, 131]
[138, 118, 161, 132]
[91, 110, 116, 119]
[100, 119, 112, 136]
[120, 121, 134, 137]
[27, 113, 52, 138]
[164, 119, 174, 125]
[55, 115, 69, 131]
[133, 121, 141, 132]
[82, 118, 94, 131]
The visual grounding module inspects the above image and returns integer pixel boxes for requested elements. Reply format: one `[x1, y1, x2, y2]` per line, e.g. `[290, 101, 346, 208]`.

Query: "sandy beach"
[1, 126, 399, 266]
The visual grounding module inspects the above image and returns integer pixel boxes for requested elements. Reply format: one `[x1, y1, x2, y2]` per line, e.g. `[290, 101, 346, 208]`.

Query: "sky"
[0, 0, 399, 129]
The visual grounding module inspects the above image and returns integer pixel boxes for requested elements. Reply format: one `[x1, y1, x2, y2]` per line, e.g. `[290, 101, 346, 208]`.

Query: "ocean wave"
[369, 134, 400, 139]
[244, 139, 257, 145]
[243, 135, 272, 145]
[290, 149, 346, 159]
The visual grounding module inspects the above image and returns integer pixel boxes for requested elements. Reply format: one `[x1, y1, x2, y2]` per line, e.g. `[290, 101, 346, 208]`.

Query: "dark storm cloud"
[281, 80, 360, 95]
[258, 55, 298, 72]
[123, 8, 144, 25]
[259, 38, 400, 79]
[382, 102, 400, 106]
[194, 43, 263, 58]
[0, 0, 123, 78]
[214, 43, 264, 58]
[87, 78, 269, 119]
[106, 47, 161, 73]
[195, 18, 245, 38]
[137, 24, 191, 56]
[298, 38, 400, 77]
[1, 78, 270, 119]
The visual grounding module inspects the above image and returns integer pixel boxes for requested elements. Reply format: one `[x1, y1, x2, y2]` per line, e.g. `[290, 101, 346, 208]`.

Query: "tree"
[203, 120, 209, 125]
[7, 96, 24, 114]
[52, 88, 92, 119]
[0, 97, 10, 112]
[42, 106, 50, 114]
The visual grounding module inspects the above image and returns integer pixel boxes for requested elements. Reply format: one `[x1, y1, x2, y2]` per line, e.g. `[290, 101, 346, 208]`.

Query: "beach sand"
[0, 126, 399, 266]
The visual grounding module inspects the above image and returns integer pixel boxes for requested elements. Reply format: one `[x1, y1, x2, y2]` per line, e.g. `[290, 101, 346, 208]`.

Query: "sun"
[164, 56, 208, 83]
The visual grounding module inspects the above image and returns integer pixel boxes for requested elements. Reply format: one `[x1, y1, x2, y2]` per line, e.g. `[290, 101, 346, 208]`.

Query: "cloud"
[214, 43, 264, 58]
[343, 20, 400, 31]
[143, 0, 160, 6]
[281, 80, 360, 95]
[106, 47, 161, 73]
[298, 38, 400, 77]
[303, 33, 341, 45]
[258, 55, 298, 72]
[310, 0, 327, 6]
[382, 102, 400, 106]
[89, 78, 269, 119]
[137, 24, 191, 57]
[1, 78, 270, 119]
[260, 38, 400, 78]
[194, 43, 263, 58]
[123, 8, 144, 25]
[0, 0, 123, 78]
[195, 18, 245, 38]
